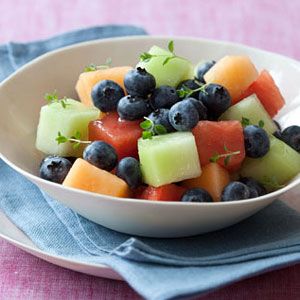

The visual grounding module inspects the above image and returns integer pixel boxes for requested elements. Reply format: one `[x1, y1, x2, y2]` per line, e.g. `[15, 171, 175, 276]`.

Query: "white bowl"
[1, 36, 300, 238]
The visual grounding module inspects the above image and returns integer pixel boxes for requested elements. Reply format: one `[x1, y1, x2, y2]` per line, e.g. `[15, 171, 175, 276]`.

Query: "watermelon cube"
[220, 94, 277, 134]
[137, 45, 193, 87]
[139, 184, 186, 201]
[236, 70, 285, 117]
[36, 99, 99, 157]
[192, 121, 245, 172]
[89, 112, 142, 159]
[138, 132, 201, 187]
[240, 136, 300, 191]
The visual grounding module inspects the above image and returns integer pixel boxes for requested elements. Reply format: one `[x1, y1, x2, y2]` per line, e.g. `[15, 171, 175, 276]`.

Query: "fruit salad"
[35, 41, 300, 203]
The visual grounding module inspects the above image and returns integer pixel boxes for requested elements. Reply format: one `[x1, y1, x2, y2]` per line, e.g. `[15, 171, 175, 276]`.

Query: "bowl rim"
[1, 34, 300, 207]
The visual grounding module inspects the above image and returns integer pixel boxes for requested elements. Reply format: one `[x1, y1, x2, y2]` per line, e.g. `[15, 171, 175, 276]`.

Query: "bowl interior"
[1, 36, 300, 184]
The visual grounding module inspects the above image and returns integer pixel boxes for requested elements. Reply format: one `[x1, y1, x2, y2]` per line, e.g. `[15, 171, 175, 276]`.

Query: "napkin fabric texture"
[1, 26, 300, 300]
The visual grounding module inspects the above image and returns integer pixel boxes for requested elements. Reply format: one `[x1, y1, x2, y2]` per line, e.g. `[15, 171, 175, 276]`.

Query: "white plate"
[0, 209, 121, 280]
[1, 36, 300, 238]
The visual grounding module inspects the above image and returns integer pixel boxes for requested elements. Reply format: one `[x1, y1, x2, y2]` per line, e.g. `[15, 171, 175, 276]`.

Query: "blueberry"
[150, 85, 180, 109]
[195, 60, 216, 83]
[244, 125, 270, 158]
[177, 79, 201, 98]
[185, 97, 208, 120]
[117, 95, 151, 121]
[221, 181, 250, 201]
[40, 156, 72, 184]
[83, 141, 118, 171]
[273, 130, 282, 139]
[64, 157, 77, 165]
[274, 120, 282, 131]
[169, 99, 199, 131]
[116, 157, 142, 189]
[91, 80, 125, 112]
[280, 125, 300, 152]
[239, 177, 266, 198]
[273, 120, 282, 139]
[181, 188, 213, 202]
[198, 83, 231, 119]
[124, 67, 156, 97]
[148, 109, 175, 133]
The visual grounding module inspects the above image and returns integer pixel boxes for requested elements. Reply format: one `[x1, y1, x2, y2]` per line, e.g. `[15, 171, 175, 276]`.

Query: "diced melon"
[139, 184, 186, 201]
[236, 70, 285, 117]
[181, 163, 230, 202]
[36, 99, 99, 157]
[240, 136, 300, 191]
[75, 66, 132, 107]
[204, 55, 258, 103]
[63, 158, 130, 197]
[137, 45, 193, 87]
[220, 94, 277, 134]
[192, 121, 245, 172]
[138, 132, 201, 187]
[89, 112, 142, 159]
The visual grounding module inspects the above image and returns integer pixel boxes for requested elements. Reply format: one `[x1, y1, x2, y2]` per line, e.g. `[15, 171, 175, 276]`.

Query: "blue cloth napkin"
[1, 26, 300, 300]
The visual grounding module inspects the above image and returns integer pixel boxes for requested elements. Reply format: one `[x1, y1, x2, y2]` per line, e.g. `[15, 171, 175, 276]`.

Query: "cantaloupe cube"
[181, 163, 230, 202]
[204, 56, 258, 104]
[75, 66, 132, 107]
[63, 158, 130, 197]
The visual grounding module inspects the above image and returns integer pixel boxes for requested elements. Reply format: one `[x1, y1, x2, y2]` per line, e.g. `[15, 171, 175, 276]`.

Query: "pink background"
[0, 0, 300, 299]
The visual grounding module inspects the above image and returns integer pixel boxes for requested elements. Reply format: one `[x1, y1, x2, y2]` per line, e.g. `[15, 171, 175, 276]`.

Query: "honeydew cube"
[220, 94, 277, 134]
[240, 136, 300, 190]
[36, 99, 99, 157]
[138, 132, 201, 187]
[137, 46, 193, 87]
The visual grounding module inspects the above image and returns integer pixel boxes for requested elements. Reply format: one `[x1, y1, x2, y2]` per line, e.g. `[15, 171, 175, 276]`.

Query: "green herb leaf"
[45, 91, 70, 109]
[154, 124, 167, 135]
[55, 132, 68, 144]
[209, 146, 240, 166]
[241, 117, 251, 127]
[258, 120, 265, 128]
[140, 117, 167, 139]
[44, 90, 58, 103]
[224, 155, 231, 166]
[168, 40, 174, 53]
[84, 64, 97, 72]
[73, 142, 81, 150]
[177, 83, 206, 98]
[162, 56, 174, 66]
[209, 153, 219, 163]
[140, 119, 152, 130]
[84, 58, 112, 72]
[139, 40, 190, 67]
[142, 131, 153, 140]
[140, 52, 154, 62]
[55, 131, 91, 147]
